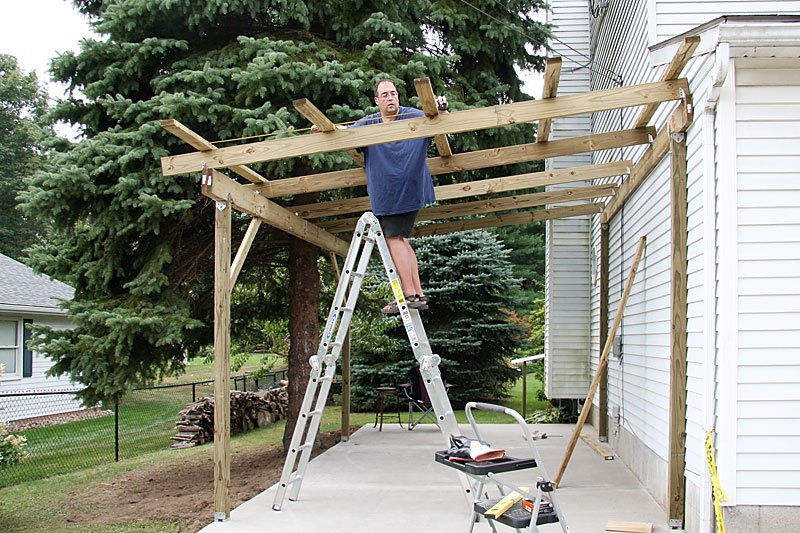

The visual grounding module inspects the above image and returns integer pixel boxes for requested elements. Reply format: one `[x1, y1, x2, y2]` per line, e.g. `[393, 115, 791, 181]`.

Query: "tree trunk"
[283, 192, 321, 451]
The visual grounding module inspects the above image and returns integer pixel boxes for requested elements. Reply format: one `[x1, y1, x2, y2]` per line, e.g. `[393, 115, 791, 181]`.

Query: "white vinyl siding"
[544, 0, 594, 398]
[732, 59, 800, 505]
[652, 0, 800, 44]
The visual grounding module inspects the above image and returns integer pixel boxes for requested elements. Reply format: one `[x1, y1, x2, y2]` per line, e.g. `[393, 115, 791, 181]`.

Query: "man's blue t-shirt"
[351, 106, 436, 216]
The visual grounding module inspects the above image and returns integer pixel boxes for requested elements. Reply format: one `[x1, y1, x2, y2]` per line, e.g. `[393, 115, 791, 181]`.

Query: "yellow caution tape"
[705, 429, 727, 533]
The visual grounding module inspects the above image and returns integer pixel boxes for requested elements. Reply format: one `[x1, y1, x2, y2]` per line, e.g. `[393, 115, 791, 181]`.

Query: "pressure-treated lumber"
[554, 236, 647, 487]
[605, 521, 653, 533]
[633, 37, 700, 128]
[230, 219, 261, 287]
[602, 104, 692, 223]
[598, 223, 610, 439]
[668, 132, 688, 525]
[202, 170, 349, 257]
[160, 79, 688, 175]
[213, 198, 232, 519]
[414, 77, 452, 157]
[537, 57, 562, 143]
[580, 433, 614, 460]
[410, 203, 603, 237]
[249, 127, 652, 198]
[161, 119, 268, 184]
[294, 161, 631, 219]
[292, 98, 364, 166]
[317, 184, 616, 234]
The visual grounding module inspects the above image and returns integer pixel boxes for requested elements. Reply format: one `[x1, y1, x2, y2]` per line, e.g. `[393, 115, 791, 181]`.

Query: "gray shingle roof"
[0, 254, 74, 313]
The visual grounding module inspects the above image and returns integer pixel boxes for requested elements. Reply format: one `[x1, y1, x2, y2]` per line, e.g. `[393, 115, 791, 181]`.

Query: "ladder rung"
[297, 442, 313, 451]
[352, 272, 364, 279]
[287, 473, 303, 485]
[340, 306, 354, 312]
[319, 376, 333, 382]
[308, 409, 322, 416]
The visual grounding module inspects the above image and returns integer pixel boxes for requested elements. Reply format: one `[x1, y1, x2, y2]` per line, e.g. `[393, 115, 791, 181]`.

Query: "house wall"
[544, 0, 594, 399]
[0, 312, 82, 420]
[724, 56, 800, 508]
[650, 0, 800, 45]
[549, 0, 800, 530]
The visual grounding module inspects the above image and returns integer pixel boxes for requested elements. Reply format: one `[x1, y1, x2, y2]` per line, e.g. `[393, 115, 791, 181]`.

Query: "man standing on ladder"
[317, 78, 448, 313]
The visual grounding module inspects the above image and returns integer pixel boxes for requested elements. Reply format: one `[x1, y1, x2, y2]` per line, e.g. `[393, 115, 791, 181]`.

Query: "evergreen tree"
[351, 230, 526, 409]
[0, 55, 52, 260]
[19, 1, 549, 446]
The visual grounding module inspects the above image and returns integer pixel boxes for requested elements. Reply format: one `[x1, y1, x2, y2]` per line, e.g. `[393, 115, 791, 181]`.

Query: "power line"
[454, 0, 622, 85]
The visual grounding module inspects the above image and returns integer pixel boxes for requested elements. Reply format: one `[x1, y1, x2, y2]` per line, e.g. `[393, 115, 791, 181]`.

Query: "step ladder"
[272, 211, 466, 511]
[435, 402, 570, 532]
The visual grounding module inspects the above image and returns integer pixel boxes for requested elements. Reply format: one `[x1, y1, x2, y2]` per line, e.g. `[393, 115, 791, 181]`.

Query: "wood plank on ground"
[605, 521, 653, 532]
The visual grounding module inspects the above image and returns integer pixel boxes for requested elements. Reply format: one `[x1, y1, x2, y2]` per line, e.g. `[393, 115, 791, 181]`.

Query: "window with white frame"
[0, 319, 22, 378]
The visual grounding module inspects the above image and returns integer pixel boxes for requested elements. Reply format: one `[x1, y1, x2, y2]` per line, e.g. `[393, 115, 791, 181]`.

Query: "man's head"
[373, 78, 399, 119]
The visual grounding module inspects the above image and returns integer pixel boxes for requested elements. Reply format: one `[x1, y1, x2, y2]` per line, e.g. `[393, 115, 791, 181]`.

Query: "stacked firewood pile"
[170, 382, 288, 449]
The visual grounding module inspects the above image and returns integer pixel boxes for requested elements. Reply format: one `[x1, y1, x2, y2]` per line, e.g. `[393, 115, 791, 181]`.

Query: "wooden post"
[668, 132, 688, 528]
[598, 223, 610, 440]
[329, 253, 351, 441]
[213, 196, 232, 520]
[554, 236, 646, 487]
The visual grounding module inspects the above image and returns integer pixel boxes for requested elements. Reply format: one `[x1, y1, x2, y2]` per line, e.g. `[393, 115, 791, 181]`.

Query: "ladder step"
[319, 375, 333, 382]
[297, 442, 313, 451]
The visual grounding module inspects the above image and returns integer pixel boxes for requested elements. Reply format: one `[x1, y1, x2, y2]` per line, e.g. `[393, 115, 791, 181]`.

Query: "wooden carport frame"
[159, 38, 698, 526]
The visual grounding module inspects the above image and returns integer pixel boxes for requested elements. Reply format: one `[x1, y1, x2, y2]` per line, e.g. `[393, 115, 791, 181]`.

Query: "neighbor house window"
[0, 320, 21, 378]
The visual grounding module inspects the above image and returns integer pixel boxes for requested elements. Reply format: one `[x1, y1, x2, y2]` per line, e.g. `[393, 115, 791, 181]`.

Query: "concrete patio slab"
[200, 422, 675, 533]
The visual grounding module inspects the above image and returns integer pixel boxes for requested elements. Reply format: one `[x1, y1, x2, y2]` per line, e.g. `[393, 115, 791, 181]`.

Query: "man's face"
[374, 81, 399, 117]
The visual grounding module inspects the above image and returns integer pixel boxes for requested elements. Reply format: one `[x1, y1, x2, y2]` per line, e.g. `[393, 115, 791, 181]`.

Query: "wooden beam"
[537, 57, 562, 143]
[668, 131, 688, 526]
[598, 222, 610, 440]
[161, 79, 688, 175]
[292, 98, 364, 166]
[230, 218, 261, 287]
[213, 197, 232, 520]
[317, 184, 616, 234]
[410, 203, 604, 237]
[602, 104, 692, 223]
[295, 161, 631, 219]
[249, 127, 652, 198]
[202, 170, 349, 257]
[555, 236, 647, 487]
[633, 37, 700, 128]
[160, 119, 268, 184]
[414, 77, 452, 157]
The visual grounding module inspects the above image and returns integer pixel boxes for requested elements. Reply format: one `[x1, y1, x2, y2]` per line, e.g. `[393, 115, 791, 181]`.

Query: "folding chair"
[397, 367, 452, 430]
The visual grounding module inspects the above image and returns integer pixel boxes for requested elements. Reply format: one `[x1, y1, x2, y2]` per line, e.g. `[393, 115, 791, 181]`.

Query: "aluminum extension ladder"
[272, 211, 468, 511]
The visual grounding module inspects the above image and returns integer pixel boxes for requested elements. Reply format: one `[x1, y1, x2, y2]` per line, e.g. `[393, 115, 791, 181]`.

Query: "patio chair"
[397, 367, 452, 430]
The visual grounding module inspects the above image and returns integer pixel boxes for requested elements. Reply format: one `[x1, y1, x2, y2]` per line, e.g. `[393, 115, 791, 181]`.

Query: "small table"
[373, 387, 404, 431]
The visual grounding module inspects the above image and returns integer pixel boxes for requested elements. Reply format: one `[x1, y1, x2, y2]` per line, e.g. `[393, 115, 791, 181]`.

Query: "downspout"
[701, 39, 729, 533]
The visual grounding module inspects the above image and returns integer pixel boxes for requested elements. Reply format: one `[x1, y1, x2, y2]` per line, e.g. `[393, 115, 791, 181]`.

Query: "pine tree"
[20, 1, 549, 445]
[351, 230, 526, 408]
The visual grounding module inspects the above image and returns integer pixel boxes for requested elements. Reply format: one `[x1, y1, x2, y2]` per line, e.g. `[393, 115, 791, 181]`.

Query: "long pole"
[554, 236, 646, 486]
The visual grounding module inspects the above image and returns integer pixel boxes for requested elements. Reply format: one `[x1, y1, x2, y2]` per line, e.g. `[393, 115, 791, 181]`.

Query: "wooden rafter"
[161, 79, 688, 175]
[203, 169, 349, 257]
[317, 183, 617, 234]
[294, 161, 631, 219]
[602, 103, 692, 223]
[161, 120, 268, 184]
[537, 57, 562, 143]
[633, 37, 700, 128]
[410, 203, 604, 237]
[292, 98, 364, 166]
[414, 77, 452, 157]
[248, 127, 652, 198]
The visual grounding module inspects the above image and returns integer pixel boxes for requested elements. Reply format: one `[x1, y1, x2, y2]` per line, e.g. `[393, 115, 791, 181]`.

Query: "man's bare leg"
[386, 237, 424, 297]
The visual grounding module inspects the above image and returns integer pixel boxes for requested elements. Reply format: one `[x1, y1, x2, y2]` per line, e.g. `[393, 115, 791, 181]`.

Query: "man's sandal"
[380, 294, 429, 314]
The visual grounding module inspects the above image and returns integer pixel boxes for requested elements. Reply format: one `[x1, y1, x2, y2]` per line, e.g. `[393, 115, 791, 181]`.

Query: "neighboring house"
[544, 2, 800, 532]
[0, 253, 81, 419]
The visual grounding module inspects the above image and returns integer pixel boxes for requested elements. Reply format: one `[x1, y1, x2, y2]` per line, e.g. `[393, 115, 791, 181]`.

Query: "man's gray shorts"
[377, 210, 419, 238]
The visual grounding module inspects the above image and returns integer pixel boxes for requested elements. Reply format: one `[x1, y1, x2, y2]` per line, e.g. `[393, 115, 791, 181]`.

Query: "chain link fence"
[0, 370, 286, 488]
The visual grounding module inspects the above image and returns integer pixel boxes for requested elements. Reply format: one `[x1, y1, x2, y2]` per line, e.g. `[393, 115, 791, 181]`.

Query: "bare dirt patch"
[66, 428, 356, 532]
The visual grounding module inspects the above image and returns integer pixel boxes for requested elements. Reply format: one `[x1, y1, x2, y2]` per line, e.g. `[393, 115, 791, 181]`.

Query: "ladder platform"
[434, 451, 537, 475]
[473, 497, 560, 529]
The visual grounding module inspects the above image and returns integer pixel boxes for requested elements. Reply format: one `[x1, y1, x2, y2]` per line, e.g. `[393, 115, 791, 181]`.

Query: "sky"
[1, 0, 544, 120]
